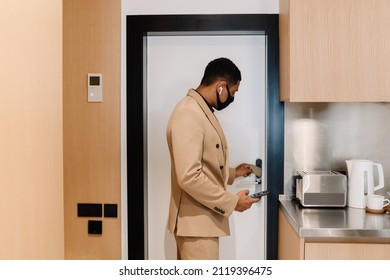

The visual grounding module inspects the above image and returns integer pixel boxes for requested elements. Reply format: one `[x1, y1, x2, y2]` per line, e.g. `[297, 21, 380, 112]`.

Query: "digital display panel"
[89, 76, 100, 86]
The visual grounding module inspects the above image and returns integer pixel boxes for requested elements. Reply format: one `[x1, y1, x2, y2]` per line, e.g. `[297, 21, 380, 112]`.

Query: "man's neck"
[194, 88, 214, 112]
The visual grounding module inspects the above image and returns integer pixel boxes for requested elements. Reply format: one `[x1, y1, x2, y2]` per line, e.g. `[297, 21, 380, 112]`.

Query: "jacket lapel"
[187, 89, 228, 154]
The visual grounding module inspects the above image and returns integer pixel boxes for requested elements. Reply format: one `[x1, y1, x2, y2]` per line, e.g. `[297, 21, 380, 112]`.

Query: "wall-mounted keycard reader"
[87, 73, 102, 102]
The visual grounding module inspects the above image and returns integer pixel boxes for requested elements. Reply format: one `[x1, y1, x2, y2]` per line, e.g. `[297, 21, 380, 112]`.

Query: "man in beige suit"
[166, 57, 260, 260]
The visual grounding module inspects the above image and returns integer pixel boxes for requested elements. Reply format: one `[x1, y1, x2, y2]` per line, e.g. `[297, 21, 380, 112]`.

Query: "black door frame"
[126, 14, 284, 260]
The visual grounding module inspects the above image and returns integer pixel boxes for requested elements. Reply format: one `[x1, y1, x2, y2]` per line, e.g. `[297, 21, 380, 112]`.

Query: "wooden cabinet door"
[278, 209, 304, 260]
[305, 243, 390, 260]
[280, 0, 390, 102]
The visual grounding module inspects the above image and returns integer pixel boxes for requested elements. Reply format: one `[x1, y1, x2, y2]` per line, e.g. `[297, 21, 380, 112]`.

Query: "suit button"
[216, 144, 220, 148]
[220, 166, 223, 170]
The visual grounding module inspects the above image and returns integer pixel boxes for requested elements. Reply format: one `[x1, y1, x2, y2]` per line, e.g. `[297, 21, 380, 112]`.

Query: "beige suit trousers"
[175, 235, 219, 260]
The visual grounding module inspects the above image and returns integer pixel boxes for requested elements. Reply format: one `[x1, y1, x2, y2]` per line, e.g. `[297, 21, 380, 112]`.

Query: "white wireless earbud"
[218, 86, 223, 95]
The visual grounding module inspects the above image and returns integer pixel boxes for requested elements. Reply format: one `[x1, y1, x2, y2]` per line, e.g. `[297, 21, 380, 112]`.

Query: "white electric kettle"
[346, 159, 385, 208]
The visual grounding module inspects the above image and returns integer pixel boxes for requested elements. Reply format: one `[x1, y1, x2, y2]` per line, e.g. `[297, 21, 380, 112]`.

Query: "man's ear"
[216, 80, 226, 94]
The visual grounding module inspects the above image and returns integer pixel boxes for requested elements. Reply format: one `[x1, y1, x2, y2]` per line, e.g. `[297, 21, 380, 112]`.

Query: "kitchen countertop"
[279, 198, 390, 243]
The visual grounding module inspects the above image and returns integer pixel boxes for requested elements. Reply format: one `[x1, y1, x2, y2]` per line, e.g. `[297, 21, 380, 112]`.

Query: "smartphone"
[249, 190, 269, 198]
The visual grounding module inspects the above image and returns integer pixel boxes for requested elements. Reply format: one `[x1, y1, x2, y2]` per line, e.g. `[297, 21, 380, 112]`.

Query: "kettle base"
[347, 203, 365, 209]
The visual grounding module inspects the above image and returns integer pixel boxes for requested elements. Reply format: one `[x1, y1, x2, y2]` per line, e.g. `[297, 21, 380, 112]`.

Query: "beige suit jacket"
[166, 89, 238, 237]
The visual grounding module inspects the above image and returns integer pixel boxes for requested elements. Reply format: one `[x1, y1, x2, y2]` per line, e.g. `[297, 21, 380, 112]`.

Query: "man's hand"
[235, 163, 253, 178]
[234, 189, 261, 212]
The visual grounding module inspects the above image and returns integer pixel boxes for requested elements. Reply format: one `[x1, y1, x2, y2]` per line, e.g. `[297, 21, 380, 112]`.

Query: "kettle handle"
[373, 163, 385, 191]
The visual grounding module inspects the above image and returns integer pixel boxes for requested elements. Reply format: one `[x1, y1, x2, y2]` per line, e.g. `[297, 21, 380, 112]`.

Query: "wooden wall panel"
[63, 0, 121, 259]
[0, 0, 64, 259]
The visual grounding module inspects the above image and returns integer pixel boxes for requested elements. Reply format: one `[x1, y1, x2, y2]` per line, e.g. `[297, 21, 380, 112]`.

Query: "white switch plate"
[88, 73, 102, 102]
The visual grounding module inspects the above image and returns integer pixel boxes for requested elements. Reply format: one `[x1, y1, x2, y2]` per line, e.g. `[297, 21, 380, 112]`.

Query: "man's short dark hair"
[200, 57, 241, 86]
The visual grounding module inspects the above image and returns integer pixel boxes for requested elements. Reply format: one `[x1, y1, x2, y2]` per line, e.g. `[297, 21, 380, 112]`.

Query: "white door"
[146, 34, 267, 260]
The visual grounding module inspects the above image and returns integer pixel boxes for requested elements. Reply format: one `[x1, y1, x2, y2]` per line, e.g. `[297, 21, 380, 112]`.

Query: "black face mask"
[216, 85, 234, 111]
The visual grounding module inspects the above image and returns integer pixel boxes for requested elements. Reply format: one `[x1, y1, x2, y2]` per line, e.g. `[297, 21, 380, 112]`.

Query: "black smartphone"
[249, 190, 269, 198]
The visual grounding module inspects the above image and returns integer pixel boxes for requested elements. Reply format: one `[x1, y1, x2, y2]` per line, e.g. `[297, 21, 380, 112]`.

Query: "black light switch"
[104, 204, 118, 218]
[88, 220, 102, 235]
[77, 203, 102, 217]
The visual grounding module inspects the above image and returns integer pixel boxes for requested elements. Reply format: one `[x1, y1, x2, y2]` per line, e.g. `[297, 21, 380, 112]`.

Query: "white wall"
[122, 0, 278, 15]
[121, 0, 280, 259]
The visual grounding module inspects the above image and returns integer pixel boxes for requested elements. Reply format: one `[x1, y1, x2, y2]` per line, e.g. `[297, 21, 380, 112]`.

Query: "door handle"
[255, 158, 262, 179]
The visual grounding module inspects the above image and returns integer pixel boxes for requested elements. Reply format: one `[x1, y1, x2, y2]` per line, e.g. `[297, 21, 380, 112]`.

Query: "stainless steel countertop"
[279, 198, 390, 242]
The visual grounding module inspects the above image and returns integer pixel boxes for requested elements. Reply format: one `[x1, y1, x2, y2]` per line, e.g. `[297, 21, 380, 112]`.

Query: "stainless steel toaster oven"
[296, 171, 347, 207]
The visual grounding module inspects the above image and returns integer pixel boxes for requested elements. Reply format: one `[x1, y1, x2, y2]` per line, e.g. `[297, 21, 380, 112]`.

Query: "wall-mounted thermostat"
[87, 73, 102, 102]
